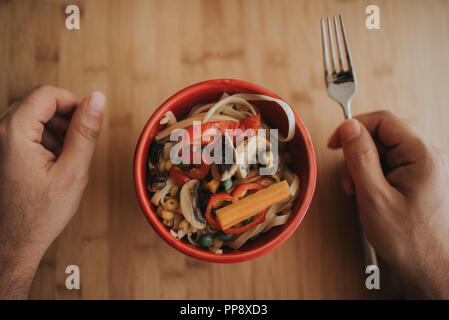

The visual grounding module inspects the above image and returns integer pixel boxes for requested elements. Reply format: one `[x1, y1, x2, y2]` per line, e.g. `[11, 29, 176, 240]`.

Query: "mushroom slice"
[211, 135, 238, 181]
[218, 163, 238, 181]
[236, 135, 270, 178]
[180, 179, 207, 230]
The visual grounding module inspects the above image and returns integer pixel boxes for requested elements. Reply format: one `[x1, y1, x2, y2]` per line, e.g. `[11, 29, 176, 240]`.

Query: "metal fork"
[321, 15, 378, 268]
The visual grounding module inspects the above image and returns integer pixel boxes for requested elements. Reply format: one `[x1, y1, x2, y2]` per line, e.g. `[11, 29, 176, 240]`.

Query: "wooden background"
[0, 0, 448, 299]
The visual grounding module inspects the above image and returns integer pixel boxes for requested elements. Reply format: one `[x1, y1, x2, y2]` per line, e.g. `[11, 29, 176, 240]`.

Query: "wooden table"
[1, 0, 448, 299]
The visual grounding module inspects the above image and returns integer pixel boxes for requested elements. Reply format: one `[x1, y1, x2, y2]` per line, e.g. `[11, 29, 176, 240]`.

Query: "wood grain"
[0, 0, 448, 299]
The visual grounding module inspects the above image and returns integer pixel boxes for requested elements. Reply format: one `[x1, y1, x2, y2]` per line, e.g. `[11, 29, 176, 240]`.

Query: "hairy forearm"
[398, 236, 449, 299]
[0, 242, 44, 299]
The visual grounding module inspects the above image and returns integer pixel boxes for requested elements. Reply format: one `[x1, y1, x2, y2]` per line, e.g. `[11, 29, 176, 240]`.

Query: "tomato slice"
[239, 114, 261, 132]
[185, 121, 239, 146]
[184, 115, 261, 146]
[169, 152, 210, 185]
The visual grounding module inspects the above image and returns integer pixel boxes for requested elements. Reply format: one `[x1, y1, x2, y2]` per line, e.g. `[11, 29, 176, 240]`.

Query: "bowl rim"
[133, 79, 317, 263]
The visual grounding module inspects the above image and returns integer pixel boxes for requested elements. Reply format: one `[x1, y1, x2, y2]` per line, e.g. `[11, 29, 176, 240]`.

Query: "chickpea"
[163, 197, 179, 211]
[160, 210, 174, 221]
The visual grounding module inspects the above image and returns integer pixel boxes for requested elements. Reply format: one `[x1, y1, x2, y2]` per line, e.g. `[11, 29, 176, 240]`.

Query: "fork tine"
[320, 18, 330, 76]
[327, 17, 338, 74]
[339, 14, 353, 71]
[333, 16, 345, 72]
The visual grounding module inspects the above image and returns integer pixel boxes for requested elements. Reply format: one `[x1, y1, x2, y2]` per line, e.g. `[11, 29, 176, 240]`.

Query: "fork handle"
[340, 101, 353, 119]
[342, 101, 378, 267]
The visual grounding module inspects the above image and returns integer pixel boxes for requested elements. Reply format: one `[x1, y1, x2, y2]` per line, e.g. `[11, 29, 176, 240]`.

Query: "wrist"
[0, 239, 46, 299]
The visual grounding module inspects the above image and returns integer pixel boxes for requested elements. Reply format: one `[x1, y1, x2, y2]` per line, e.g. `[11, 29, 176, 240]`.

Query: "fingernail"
[88, 91, 106, 117]
[339, 119, 360, 142]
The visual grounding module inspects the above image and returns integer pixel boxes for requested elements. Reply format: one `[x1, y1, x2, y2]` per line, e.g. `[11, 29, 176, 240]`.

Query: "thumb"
[57, 91, 105, 178]
[338, 119, 391, 197]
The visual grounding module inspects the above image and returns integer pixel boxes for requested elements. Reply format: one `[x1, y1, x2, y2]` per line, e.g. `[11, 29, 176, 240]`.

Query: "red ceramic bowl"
[134, 79, 316, 263]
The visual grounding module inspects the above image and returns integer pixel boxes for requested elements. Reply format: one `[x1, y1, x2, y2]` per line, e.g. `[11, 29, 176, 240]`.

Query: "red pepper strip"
[231, 182, 263, 198]
[222, 208, 268, 234]
[184, 114, 261, 146]
[238, 114, 261, 133]
[205, 183, 264, 231]
[204, 193, 234, 229]
[169, 166, 192, 185]
[169, 152, 210, 185]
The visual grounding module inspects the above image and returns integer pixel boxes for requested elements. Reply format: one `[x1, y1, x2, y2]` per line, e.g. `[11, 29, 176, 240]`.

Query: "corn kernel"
[213, 237, 223, 249]
[205, 179, 220, 194]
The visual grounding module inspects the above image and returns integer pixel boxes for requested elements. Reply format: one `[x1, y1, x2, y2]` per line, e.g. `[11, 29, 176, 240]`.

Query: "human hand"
[0, 85, 105, 299]
[328, 111, 449, 299]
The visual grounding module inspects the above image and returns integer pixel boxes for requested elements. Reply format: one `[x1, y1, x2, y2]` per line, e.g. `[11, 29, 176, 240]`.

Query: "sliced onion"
[187, 233, 199, 246]
[159, 111, 177, 126]
[283, 168, 300, 199]
[188, 93, 229, 117]
[177, 228, 187, 239]
[170, 229, 178, 238]
[262, 211, 291, 233]
[155, 113, 239, 141]
[188, 102, 214, 116]
[151, 178, 175, 206]
[231, 93, 295, 142]
[228, 203, 279, 249]
[203, 96, 257, 123]
[208, 247, 223, 254]
[220, 105, 248, 120]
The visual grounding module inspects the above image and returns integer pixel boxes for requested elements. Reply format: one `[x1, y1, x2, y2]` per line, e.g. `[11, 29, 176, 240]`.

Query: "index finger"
[328, 110, 420, 149]
[14, 85, 79, 125]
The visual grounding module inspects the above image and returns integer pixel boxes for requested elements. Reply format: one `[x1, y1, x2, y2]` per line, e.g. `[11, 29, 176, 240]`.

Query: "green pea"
[222, 178, 233, 191]
[217, 231, 234, 241]
[199, 234, 214, 248]
[242, 217, 254, 225]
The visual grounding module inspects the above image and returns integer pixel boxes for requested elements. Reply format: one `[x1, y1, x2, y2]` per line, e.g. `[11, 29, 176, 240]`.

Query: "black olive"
[151, 173, 166, 190]
[218, 163, 234, 174]
[192, 182, 206, 223]
[198, 189, 211, 216]
[218, 139, 235, 174]
[149, 142, 164, 165]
